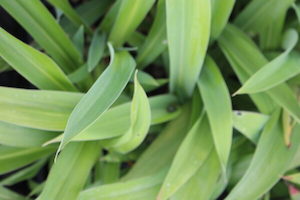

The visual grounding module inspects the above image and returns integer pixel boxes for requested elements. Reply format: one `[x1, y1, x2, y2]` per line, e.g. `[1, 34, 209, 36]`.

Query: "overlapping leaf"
[167, 0, 211, 99]
[0, 28, 76, 91]
[198, 56, 232, 170]
[0, 0, 82, 73]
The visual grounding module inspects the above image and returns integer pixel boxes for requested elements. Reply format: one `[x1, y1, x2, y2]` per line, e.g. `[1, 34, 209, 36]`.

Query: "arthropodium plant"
[1, 0, 300, 199]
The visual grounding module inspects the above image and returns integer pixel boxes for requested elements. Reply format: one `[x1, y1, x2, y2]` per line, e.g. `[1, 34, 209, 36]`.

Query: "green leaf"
[0, 159, 46, 186]
[0, 86, 179, 134]
[109, 0, 156, 47]
[167, 0, 211, 99]
[211, 0, 235, 40]
[0, 121, 60, 147]
[284, 173, 300, 185]
[87, 30, 106, 72]
[219, 25, 300, 122]
[0, 146, 55, 175]
[198, 56, 233, 170]
[0, 186, 26, 200]
[37, 142, 100, 200]
[171, 150, 221, 200]
[136, 0, 167, 69]
[232, 111, 269, 144]
[235, 29, 299, 95]
[0, 28, 76, 91]
[72, 26, 85, 58]
[60, 49, 136, 149]
[0, 0, 81, 73]
[47, 0, 91, 32]
[234, 0, 294, 50]
[225, 110, 300, 200]
[157, 115, 214, 200]
[103, 71, 151, 153]
[123, 105, 191, 180]
[46, 94, 180, 144]
[0, 87, 82, 131]
[79, 171, 165, 200]
[60, 0, 111, 35]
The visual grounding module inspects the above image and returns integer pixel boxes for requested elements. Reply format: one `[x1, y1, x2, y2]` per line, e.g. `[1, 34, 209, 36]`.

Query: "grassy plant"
[0, 0, 300, 199]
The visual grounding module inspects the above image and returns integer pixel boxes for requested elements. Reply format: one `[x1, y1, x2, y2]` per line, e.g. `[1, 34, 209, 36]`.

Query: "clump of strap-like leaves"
[1, 0, 300, 199]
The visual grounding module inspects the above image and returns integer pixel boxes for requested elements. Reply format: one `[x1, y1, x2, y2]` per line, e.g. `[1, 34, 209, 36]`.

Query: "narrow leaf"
[61, 49, 136, 148]
[225, 110, 300, 200]
[198, 56, 233, 170]
[232, 111, 269, 143]
[37, 142, 100, 200]
[87, 30, 106, 72]
[0, 28, 76, 91]
[167, 0, 211, 99]
[0, 0, 81, 73]
[109, 0, 156, 47]
[157, 115, 214, 200]
[235, 29, 299, 95]
[104, 71, 151, 153]
[136, 0, 167, 69]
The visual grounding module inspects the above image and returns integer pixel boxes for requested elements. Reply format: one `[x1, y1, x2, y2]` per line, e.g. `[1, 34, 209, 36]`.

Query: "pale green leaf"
[0, 159, 46, 186]
[0, 186, 26, 200]
[0, 28, 76, 91]
[0, 87, 82, 131]
[123, 105, 191, 180]
[211, 0, 235, 40]
[170, 150, 221, 200]
[87, 30, 106, 72]
[0, 146, 55, 175]
[37, 142, 100, 200]
[225, 110, 300, 200]
[167, 0, 211, 99]
[136, 0, 167, 69]
[198, 56, 233, 170]
[109, 0, 156, 47]
[235, 29, 299, 95]
[232, 111, 269, 143]
[47, 0, 91, 32]
[60, 49, 136, 148]
[79, 171, 165, 200]
[0, 0, 82, 73]
[103, 71, 151, 153]
[0, 121, 60, 147]
[157, 115, 214, 200]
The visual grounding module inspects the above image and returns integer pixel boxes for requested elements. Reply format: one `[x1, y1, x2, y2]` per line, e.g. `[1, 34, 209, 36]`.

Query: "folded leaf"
[104, 71, 151, 153]
[167, 0, 211, 99]
[0, 0, 82, 73]
[198, 56, 233, 171]
[0, 28, 76, 91]
[109, 0, 156, 46]
[60, 49, 136, 149]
